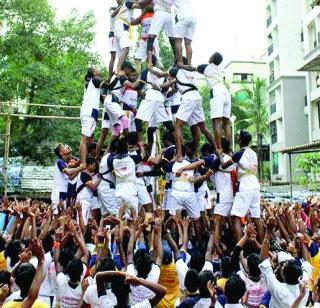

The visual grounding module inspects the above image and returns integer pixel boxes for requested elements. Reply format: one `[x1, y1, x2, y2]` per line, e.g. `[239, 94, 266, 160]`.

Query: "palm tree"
[231, 78, 269, 179]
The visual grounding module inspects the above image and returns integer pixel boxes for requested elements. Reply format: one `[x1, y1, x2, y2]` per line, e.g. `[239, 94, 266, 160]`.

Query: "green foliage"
[158, 31, 174, 71]
[296, 153, 320, 187]
[0, 0, 100, 164]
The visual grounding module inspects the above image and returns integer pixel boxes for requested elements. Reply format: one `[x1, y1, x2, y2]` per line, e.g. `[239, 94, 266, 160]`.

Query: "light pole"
[230, 115, 237, 151]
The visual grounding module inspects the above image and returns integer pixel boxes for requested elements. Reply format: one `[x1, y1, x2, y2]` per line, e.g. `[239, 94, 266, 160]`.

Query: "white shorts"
[116, 195, 139, 213]
[149, 11, 175, 37]
[230, 189, 261, 219]
[175, 17, 197, 40]
[98, 183, 118, 216]
[176, 97, 205, 126]
[137, 185, 152, 206]
[210, 84, 231, 119]
[91, 196, 100, 210]
[171, 190, 200, 219]
[114, 20, 131, 50]
[162, 188, 173, 213]
[102, 110, 111, 129]
[108, 35, 117, 53]
[104, 96, 125, 125]
[81, 115, 97, 137]
[196, 190, 211, 211]
[136, 100, 171, 124]
[135, 38, 160, 61]
[77, 199, 92, 225]
[214, 202, 233, 217]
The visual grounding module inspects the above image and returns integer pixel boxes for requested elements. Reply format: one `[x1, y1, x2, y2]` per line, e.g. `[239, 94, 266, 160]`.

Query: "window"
[272, 153, 279, 175]
[270, 121, 277, 144]
[233, 73, 253, 83]
[317, 101, 320, 128]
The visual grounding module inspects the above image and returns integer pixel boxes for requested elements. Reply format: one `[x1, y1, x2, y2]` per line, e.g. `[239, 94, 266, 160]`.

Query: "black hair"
[117, 137, 128, 155]
[14, 263, 36, 298]
[283, 260, 303, 285]
[66, 258, 83, 283]
[185, 141, 196, 155]
[201, 143, 215, 156]
[42, 233, 54, 254]
[0, 235, 6, 252]
[111, 275, 130, 305]
[127, 132, 139, 146]
[54, 143, 64, 158]
[0, 271, 11, 286]
[247, 253, 261, 278]
[121, 61, 134, 71]
[184, 269, 199, 293]
[224, 274, 246, 304]
[109, 138, 119, 153]
[151, 55, 158, 66]
[239, 130, 252, 147]
[190, 249, 205, 273]
[162, 132, 175, 145]
[134, 250, 153, 279]
[88, 142, 97, 154]
[59, 248, 75, 271]
[221, 137, 231, 154]
[85, 67, 95, 82]
[198, 270, 215, 297]
[211, 52, 223, 66]
[220, 256, 233, 278]
[6, 240, 21, 268]
[86, 156, 96, 166]
[97, 257, 116, 273]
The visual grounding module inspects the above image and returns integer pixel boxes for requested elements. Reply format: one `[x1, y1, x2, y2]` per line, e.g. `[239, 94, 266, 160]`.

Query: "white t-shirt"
[233, 147, 260, 191]
[174, 68, 202, 101]
[174, 0, 194, 20]
[83, 283, 117, 308]
[214, 154, 236, 203]
[113, 155, 138, 197]
[153, 0, 173, 13]
[109, 8, 116, 32]
[80, 79, 101, 117]
[56, 272, 82, 308]
[203, 63, 225, 89]
[76, 172, 94, 201]
[116, 1, 134, 23]
[122, 87, 138, 108]
[127, 263, 161, 306]
[51, 159, 68, 201]
[142, 69, 166, 102]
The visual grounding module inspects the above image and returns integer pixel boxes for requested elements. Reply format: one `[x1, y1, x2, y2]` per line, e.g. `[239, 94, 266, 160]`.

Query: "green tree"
[296, 153, 320, 189]
[231, 78, 269, 178]
[0, 0, 100, 164]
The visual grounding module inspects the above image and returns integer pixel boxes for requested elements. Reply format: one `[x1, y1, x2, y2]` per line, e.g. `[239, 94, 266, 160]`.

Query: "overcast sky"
[50, 0, 267, 67]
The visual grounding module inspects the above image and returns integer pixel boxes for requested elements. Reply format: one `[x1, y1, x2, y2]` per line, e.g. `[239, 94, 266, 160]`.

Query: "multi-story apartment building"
[266, 0, 308, 183]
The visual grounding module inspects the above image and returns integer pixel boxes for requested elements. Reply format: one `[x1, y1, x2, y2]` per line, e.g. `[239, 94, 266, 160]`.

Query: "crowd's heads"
[121, 61, 134, 75]
[220, 256, 233, 278]
[127, 132, 139, 146]
[133, 249, 153, 279]
[185, 141, 196, 159]
[14, 263, 36, 297]
[247, 253, 261, 278]
[6, 240, 21, 267]
[198, 270, 215, 298]
[96, 257, 116, 273]
[109, 138, 119, 154]
[162, 132, 175, 147]
[209, 52, 223, 66]
[201, 143, 215, 157]
[224, 274, 246, 304]
[184, 269, 199, 293]
[238, 130, 252, 147]
[86, 157, 97, 172]
[221, 137, 231, 154]
[162, 245, 173, 265]
[54, 143, 64, 158]
[59, 247, 75, 271]
[42, 233, 54, 254]
[66, 258, 83, 283]
[88, 142, 97, 157]
[117, 137, 129, 155]
[282, 260, 303, 285]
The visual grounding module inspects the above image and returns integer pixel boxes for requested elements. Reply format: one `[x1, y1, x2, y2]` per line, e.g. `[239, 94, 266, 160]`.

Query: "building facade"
[266, 0, 309, 183]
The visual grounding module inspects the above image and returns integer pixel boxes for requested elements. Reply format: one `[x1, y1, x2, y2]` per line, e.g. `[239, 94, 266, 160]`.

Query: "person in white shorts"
[76, 157, 101, 225]
[139, 0, 176, 65]
[135, 56, 174, 144]
[108, 6, 118, 78]
[97, 140, 118, 216]
[167, 85, 181, 123]
[96, 107, 111, 158]
[173, 0, 197, 65]
[131, 5, 160, 74]
[161, 150, 203, 244]
[112, 137, 139, 214]
[218, 131, 263, 243]
[79, 67, 103, 165]
[166, 62, 216, 162]
[197, 52, 231, 151]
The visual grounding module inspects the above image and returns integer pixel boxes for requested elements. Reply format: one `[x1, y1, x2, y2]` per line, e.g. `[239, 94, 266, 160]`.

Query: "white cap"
[277, 251, 294, 263]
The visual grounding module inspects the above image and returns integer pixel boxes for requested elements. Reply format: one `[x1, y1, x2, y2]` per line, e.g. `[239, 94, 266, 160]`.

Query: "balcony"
[270, 103, 276, 114]
[268, 44, 274, 56]
[266, 16, 272, 28]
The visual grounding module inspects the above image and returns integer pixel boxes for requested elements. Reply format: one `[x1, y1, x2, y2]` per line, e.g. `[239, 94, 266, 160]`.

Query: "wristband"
[54, 242, 60, 249]
[98, 243, 104, 248]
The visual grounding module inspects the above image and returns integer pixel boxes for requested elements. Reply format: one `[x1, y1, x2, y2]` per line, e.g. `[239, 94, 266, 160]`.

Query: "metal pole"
[232, 121, 235, 151]
[3, 102, 12, 196]
[289, 153, 293, 202]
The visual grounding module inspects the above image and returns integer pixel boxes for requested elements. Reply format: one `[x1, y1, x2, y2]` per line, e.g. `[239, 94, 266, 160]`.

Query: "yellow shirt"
[0, 251, 7, 271]
[217, 278, 228, 291]
[3, 299, 49, 308]
[157, 262, 180, 308]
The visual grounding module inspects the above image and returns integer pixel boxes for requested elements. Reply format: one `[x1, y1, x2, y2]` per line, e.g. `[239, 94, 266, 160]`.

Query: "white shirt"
[214, 154, 235, 203]
[258, 259, 313, 308]
[153, 0, 173, 13]
[51, 159, 68, 201]
[80, 79, 101, 117]
[174, 0, 194, 20]
[56, 272, 82, 308]
[140, 12, 154, 39]
[203, 63, 225, 89]
[116, 1, 134, 23]
[99, 153, 116, 184]
[175, 69, 202, 101]
[76, 172, 94, 201]
[143, 69, 166, 102]
[109, 8, 116, 32]
[169, 160, 194, 192]
[122, 87, 138, 108]
[127, 263, 161, 306]
[83, 283, 117, 308]
[113, 155, 138, 197]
